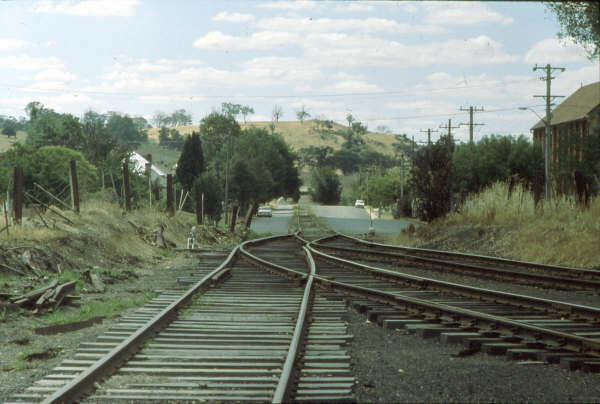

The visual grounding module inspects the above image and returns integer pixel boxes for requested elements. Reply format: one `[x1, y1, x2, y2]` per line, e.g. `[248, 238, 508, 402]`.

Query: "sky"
[0, 0, 598, 143]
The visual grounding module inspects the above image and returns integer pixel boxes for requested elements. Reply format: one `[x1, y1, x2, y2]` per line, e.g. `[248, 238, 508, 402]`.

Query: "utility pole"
[459, 106, 484, 143]
[439, 119, 460, 212]
[420, 128, 439, 145]
[533, 63, 565, 203]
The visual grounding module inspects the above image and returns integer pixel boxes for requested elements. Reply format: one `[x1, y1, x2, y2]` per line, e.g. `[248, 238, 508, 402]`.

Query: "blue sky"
[0, 0, 598, 143]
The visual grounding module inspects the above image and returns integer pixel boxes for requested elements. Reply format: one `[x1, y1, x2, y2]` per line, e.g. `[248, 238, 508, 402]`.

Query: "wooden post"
[195, 183, 202, 225]
[122, 161, 131, 212]
[201, 192, 204, 225]
[69, 160, 80, 213]
[230, 204, 238, 233]
[166, 174, 174, 216]
[4, 198, 9, 236]
[13, 166, 23, 224]
[146, 154, 152, 208]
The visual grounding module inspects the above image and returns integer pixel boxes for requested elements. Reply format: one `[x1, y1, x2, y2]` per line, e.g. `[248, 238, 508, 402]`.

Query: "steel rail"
[239, 234, 308, 280]
[319, 233, 600, 279]
[307, 244, 600, 323]
[272, 246, 315, 403]
[311, 240, 600, 291]
[41, 246, 240, 404]
[303, 258, 600, 356]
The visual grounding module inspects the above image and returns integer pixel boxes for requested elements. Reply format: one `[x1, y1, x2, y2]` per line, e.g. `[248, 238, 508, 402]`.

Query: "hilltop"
[146, 120, 399, 156]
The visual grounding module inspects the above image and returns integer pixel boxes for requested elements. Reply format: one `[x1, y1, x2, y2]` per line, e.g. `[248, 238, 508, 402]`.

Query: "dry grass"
[0, 131, 26, 153]
[146, 120, 399, 155]
[397, 182, 600, 268]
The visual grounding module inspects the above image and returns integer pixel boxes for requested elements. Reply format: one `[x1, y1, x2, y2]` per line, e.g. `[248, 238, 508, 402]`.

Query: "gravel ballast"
[347, 308, 600, 403]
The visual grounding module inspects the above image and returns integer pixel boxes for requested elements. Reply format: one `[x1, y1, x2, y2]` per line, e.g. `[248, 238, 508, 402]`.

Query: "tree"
[195, 169, 223, 223]
[198, 112, 241, 159]
[240, 105, 254, 123]
[176, 132, 204, 192]
[152, 111, 169, 128]
[1, 118, 18, 137]
[25, 101, 43, 120]
[546, 2, 600, 58]
[221, 102, 242, 119]
[296, 105, 310, 123]
[169, 109, 192, 126]
[410, 136, 453, 221]
[132, 116, 151, 132]
[298, 145, 334, 168]
[272, 104, 283, 122]
[0, 144, 98, 205]
[106, 113, 147, 149]
[310, 167, 341, 205]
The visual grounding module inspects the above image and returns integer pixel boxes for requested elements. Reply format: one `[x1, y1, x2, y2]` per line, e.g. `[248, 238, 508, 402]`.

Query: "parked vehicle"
[256, 206, 272, 217]
[354, 199, 365, 208]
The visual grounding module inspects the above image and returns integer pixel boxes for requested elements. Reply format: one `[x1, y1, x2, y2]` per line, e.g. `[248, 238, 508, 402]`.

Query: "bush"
[310, 167, 342, 204]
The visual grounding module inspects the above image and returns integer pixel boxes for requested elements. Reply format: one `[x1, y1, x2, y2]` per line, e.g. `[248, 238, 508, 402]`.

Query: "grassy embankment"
[395, 182, 600, 268]
[0, 197, 243, 325]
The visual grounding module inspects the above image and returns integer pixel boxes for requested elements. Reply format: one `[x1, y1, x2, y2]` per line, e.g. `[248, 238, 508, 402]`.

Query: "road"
[310, 204, 411, 234]
[250, 204, 293, 235]
[250, 200, 412, 236]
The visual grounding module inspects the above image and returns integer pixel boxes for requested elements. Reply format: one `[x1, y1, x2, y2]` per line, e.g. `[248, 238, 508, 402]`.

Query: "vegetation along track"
[7, 236, 353, 403]
[313, 233, 600, 291]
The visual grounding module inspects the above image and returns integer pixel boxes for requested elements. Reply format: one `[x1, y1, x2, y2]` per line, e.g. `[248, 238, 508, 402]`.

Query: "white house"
[129, 151, 167, 186]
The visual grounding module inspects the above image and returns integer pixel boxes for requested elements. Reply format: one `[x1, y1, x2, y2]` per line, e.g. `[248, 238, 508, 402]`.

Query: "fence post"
[13, 166, 23, 224]
[166, 174, 174, 216]
[123, 161, 131, 212]
[229, 204, 238, 233]
[146, 154, 152, 208]
[69, 160, 80, 213]
[195, 183, 202, 225]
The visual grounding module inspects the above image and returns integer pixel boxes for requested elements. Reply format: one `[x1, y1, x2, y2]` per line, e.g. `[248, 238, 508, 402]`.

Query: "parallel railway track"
[313, 233, 600, 291]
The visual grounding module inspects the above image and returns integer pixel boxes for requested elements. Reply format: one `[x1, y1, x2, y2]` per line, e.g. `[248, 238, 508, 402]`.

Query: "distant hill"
[146, 120, 400, 156]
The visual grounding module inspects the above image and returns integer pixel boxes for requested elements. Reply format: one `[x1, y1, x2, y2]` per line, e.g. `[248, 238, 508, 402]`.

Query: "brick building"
[531, 81, 600, 193]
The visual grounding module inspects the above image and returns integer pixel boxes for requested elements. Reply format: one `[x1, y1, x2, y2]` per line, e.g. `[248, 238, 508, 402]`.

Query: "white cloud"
[424, 2, 513, 25]
[34, 68, 78, 82]
[524, 38, 590, 65]
[138, 95, 206, 104]
[324, 80, 381, 94]
[336, 3, 374, 13]
[256, 1, 319, 11]
[0, 39, 30, 51]
[193, 31, 301, 51]
[33, 0, 140, 17]
[256, 16, 442, 34]
[213, 11, 255, 23]
[0, 54, 64, 71]
[301, 34, 518, 68]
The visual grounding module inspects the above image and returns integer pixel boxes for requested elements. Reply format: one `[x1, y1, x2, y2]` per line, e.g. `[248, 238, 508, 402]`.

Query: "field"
[146, 120, 398, 156]
[0, 131, 27, 153]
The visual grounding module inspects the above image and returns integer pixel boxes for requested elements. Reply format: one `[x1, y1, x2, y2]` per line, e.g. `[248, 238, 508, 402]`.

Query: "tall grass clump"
[449, 182, 600, 267]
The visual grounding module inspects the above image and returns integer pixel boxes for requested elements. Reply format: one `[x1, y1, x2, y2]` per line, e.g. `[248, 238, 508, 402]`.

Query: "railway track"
[9, 219, 600, 403]
[7, 237, 353, 403]
[312, 233, 600, 291]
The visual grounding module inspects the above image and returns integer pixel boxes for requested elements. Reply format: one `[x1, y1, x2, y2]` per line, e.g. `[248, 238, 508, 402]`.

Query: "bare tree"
[272, 105, 283, 122]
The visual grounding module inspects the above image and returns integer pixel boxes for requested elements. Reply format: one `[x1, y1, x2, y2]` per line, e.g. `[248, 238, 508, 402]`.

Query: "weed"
[41, 291, 155, 326]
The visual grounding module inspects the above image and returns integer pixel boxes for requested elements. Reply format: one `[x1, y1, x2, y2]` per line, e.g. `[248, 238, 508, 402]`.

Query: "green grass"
[41, 291, 155, 326]
[136, 139, 181, 170]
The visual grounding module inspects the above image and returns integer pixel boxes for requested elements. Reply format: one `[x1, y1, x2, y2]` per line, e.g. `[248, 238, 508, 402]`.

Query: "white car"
[256, 206, 272, 217]
[354, 199, 365, 208]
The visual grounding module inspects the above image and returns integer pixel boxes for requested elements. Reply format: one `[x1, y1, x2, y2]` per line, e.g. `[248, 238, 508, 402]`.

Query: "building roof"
[129, 151, 166, 177]
[532, 81, 600, 130]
